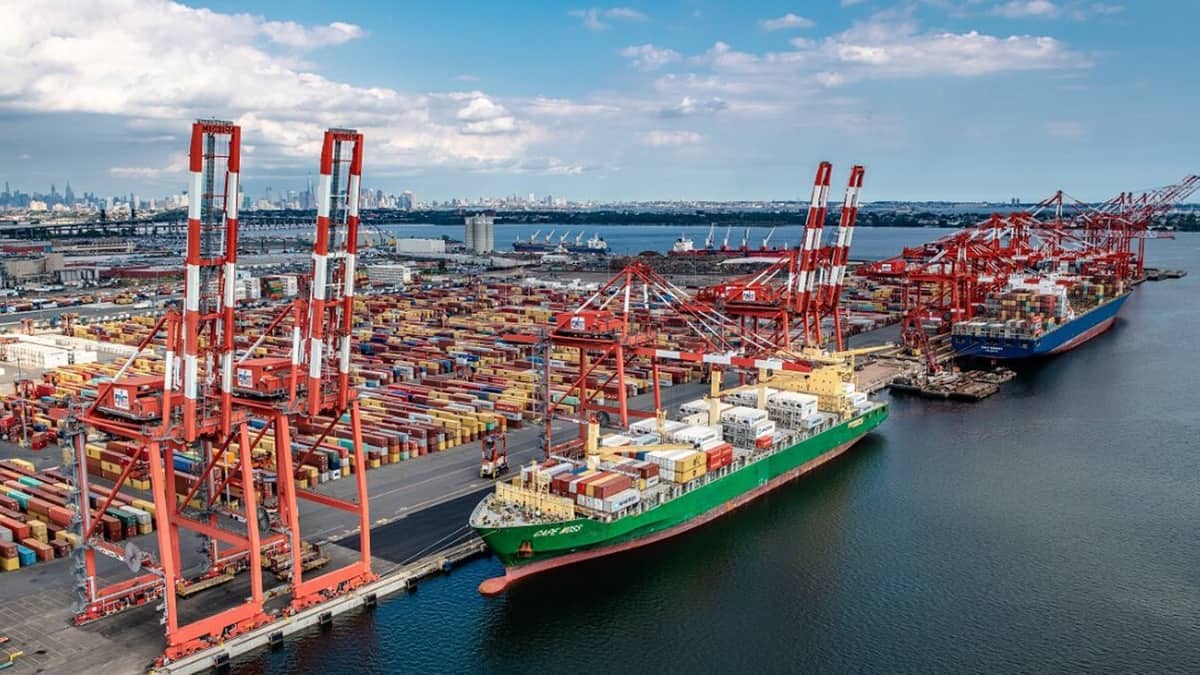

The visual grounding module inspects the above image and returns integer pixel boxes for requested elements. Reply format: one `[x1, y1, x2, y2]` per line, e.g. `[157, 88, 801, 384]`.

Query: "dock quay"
[153, 538, 488, 675]
[0, 379, 714, 674]
[887, 368, 1016, 402]
[1143, 267, 1188, 281]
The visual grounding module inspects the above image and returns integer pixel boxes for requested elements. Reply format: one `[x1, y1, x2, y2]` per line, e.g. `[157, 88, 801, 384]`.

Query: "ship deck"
[468, 408, 879, 530]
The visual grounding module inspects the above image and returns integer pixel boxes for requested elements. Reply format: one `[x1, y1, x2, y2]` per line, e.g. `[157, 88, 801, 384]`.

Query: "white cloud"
[1090, 3, 1124, 15]
[461, 117, 517, 135]
[760, 13, 815, 31]
[569, 7, 648, 31]
[457, 96, 508, 122]
[620, 44, 681, 71]
[841, 0, 867, 6]
[606, 7, 647, 20]
[995, 1, 1060, 18]
[815, 72, 847, 87]
[641, 130, 702, 146]
[659, 97, 728, 118]
[1044, 120, 1086, 138]
[260, 20, 364, 48]
[456, 96, 517, 135]
[521, 97, 621, 117]
[824, 14, 1091, 77]
[110, 153, 189, 179]
[0, 1, 550, 173]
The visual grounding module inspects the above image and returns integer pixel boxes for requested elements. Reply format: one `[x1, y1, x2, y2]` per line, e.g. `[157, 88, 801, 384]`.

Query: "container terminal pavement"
[0, 379, 713, 673]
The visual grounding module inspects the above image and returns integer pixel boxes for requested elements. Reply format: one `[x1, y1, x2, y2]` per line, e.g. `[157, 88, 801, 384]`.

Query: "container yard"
[0, 114, 1189, 675]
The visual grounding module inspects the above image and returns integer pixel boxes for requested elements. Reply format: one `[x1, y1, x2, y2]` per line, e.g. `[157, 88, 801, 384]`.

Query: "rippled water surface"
[238, 233, 1199, 674]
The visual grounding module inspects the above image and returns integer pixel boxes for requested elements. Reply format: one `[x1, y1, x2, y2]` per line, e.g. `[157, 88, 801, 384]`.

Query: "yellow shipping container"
[132, 498, 157, 518]
[8, 458, 34, 472]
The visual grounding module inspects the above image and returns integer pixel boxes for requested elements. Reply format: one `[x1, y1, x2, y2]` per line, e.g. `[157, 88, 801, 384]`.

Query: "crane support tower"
[63, 122, 376, 663]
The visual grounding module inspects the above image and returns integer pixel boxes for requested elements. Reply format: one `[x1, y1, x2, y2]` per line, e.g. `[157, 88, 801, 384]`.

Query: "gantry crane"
[859, 174, 1199, 370]
[697, 162, 866, 353]
[63, 121, 374, 662]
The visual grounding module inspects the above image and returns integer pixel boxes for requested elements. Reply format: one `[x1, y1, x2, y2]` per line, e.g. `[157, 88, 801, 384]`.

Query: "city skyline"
[2, 1, 1197, 203]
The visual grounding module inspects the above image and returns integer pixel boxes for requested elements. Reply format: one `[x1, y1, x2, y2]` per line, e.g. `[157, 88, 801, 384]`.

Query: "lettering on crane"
[113, 388, 130, 410]
[237, 368, 253, 388]
[741, 290, 757, 302]
[569, 316, 586, 331]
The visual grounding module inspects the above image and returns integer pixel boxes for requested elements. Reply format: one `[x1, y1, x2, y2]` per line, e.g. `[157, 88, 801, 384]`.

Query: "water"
[237, 232, 1199, 674]
[257, 222, 955, 259]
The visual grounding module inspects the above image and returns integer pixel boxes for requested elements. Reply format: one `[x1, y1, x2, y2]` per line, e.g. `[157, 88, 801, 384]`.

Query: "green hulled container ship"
[471, 366, 888, 594]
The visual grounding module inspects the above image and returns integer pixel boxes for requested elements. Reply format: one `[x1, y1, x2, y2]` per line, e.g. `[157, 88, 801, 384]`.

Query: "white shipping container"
[724, 387, 777, 407]
[721, 406, 769, 425]
[669, 426, 721, 447]
[678, 398, 709, 416]
[629, 433, 661, 446]
[603, 488, 641, 512]
[629, 418, 685, 436]
[600, 434, 632, 448]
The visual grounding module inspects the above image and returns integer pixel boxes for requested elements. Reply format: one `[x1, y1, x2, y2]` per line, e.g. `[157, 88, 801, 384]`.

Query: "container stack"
[645, 449, 706, 484]
[0, 457, 155, 571]
[765, 391, 819, 429]
[719, 406, 776, 449]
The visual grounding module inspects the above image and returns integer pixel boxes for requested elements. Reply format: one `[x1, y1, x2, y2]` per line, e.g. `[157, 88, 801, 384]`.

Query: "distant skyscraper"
[400, 191, 414, 211]
[64, 181, 74, 205]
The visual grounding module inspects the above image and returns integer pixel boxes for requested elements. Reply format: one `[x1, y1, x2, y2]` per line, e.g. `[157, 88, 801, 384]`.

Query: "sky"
[1, 0, 1197, 203]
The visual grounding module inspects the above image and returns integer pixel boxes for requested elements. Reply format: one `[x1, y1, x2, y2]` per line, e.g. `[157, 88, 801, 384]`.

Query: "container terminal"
[0, 120, 1190, 673]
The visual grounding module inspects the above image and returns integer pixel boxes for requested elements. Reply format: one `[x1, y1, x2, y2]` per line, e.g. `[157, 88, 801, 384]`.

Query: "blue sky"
[2, 0, 1196, 203]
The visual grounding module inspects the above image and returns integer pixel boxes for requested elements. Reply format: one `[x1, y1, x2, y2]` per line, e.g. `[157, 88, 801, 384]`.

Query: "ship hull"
[512, 243, 555, 253]
[474, 404, 887, 594]
[950, 293, 1129, 360]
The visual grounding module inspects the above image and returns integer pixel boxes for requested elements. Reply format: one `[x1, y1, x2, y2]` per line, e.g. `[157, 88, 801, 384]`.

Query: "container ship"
[470, 359, 888, 594]
[950, 276, 1130, 359]
[513, 230, 608, 255]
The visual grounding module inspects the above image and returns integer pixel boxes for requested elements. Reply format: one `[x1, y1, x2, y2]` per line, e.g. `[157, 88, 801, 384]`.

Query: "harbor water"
[329, 223, 957, 259]
[237, 232, 1199, 674]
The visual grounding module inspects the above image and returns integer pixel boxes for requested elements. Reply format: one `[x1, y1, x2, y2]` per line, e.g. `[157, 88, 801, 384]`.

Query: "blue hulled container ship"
[951, 292, 1130, 359]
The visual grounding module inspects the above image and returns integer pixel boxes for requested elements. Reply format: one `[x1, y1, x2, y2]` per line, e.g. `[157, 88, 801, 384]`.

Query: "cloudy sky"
[1, 0, 1195, 202]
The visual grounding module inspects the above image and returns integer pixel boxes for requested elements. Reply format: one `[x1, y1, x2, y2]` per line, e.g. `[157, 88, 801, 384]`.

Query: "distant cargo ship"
[513, 230, 608, 255]
[471, 361, 887, 594]
[951, 277, 1130, 359]
[668, 224, 787, 258]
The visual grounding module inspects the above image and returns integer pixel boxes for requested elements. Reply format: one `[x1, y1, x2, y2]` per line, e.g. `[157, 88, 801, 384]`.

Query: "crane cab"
[233, 357, 295, 399]
[100, 374, 165, 421]
[554, 310, 623, 338]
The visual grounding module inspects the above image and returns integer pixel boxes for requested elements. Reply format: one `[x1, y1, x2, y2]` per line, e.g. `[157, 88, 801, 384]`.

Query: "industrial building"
[464, 213, 495, 254]
[365, 263, 415, 286]
[394, 237, 446, 255]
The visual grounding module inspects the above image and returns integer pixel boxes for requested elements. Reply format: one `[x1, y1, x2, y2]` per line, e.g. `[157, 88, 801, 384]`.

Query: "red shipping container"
[0, 515, 29, 541]
[48, 506, 71, 527]
[593, 474, 632, 500]
[0, 507, 25, 523]
[22, 538, 52, 561]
